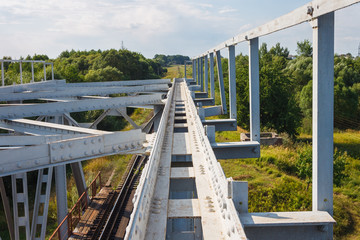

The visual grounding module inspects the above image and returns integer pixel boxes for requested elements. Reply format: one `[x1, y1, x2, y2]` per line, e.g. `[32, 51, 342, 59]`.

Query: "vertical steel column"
[70, 163, 87, 197]
[204, 55, 209, 94]
[0, 177, 15, 240]
[200, 57, 204, 91]
[228, 45, 237, 119]
[31, 168, 53, 240]
[192, 60, 196, 81]
[51, 63, 54, 80]
[1, 61, 4, 86]
[55, 165, 68, 238]
[20, 61, 23, 84]
[184, 62, 187, 79]
[197, 58, 201, 86]
[312, 12, 334, 222]
[53, 115, 68, 239]
[31, 62, 34, 83]
[209, 52, 215, 99]
[12, 173, 31, 240]
[216, 51, 227, 114]
[249, 38, 260, 142]
[43, 63, 46, 81]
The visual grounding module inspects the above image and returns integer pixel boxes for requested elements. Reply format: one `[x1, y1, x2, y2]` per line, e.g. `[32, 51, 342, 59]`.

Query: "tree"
[85, 66, 124, 82]
[235, 43, 301, 138]
[296, 40, 312, 57]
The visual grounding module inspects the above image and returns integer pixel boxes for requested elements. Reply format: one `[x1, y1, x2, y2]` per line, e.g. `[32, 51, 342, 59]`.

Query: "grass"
[216, 129, 360, 239]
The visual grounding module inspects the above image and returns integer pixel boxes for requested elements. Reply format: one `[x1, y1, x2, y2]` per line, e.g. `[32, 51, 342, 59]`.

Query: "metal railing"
[49, 171, 102, 240]
[0, 59, 54, 86]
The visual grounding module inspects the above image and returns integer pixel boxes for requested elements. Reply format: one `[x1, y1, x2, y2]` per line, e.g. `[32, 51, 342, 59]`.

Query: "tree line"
[218, 40, 360, 138]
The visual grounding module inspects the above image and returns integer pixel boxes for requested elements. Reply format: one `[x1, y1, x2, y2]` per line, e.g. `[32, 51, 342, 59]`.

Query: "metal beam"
[0, 84, 169, 102]
[228, 45, 237, 120]
[55, 165, 68, 239]
[209, 52, 215, 99]
[197, 58, 201, 85]
[0, 119, 109, 135]
[0, 129, 146, 177]
[215, 51, 227, 114]
[0, 177, 15, 240]
[193, 0, 360, 58]
[0, 93, 163, 119]
[200, 57, 204, 91]
[312, 11, 334, 232]
[204, 55, 209, 94]
[249, 38, 261, 142]
[211, 141, 260, 159]
[202, 119, 237, 131]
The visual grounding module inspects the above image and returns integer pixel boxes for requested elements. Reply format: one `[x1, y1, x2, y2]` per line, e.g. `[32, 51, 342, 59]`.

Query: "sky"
[0, 0, 360, 59]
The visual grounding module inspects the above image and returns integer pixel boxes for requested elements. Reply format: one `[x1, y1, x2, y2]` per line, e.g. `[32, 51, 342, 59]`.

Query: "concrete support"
[228, 45, 237, 120]
[312, 12, 334, 238]
[249, 38, 260, 142]
[204, 55, 209, 94]
[215, 51, 227, 114]
[209, 52, 215, 99]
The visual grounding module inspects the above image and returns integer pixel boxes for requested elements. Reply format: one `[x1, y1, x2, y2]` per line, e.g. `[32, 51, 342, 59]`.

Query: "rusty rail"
[49, 171, 102, 240]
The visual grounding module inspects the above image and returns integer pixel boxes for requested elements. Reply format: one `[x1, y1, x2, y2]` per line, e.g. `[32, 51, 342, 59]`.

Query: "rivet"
[91, 139, 95, 144]
[60, 144, 65, 149]
[52, 145, 57, 150]
[35, 160, 40, 165]
[17, 163, 22, 168]
[84, 140, 87, 145]
[52, 157, 57, 162]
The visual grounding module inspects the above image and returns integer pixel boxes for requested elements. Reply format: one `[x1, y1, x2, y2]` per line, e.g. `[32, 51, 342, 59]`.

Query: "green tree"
[296, 40, 312, 57]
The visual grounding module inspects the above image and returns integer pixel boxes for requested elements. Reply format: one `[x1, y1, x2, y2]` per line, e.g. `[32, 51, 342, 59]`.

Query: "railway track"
[85, 154, 147, 240]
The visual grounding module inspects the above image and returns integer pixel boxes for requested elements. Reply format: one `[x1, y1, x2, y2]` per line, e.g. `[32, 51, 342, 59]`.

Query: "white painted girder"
[0, 129, 146, 177]
[0, 84, 169, 101]
[0, 93, 163, 119]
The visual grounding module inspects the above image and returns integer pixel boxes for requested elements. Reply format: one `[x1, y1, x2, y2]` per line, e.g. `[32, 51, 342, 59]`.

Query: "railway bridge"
[1, 0, 359, 239]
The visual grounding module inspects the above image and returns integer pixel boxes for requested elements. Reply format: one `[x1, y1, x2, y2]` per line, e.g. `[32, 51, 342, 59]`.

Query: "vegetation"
[153, 54, 190, 67]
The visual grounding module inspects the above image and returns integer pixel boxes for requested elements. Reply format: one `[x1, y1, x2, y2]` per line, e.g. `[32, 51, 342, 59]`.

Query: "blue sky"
[0, 0, 359, 59]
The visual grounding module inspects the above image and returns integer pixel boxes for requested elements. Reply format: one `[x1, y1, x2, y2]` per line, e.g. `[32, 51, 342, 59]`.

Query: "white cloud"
[219, 7, 237, 14]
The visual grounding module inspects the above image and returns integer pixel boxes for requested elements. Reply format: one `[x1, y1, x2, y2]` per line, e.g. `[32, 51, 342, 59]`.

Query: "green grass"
[217, 130, 360, 239]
